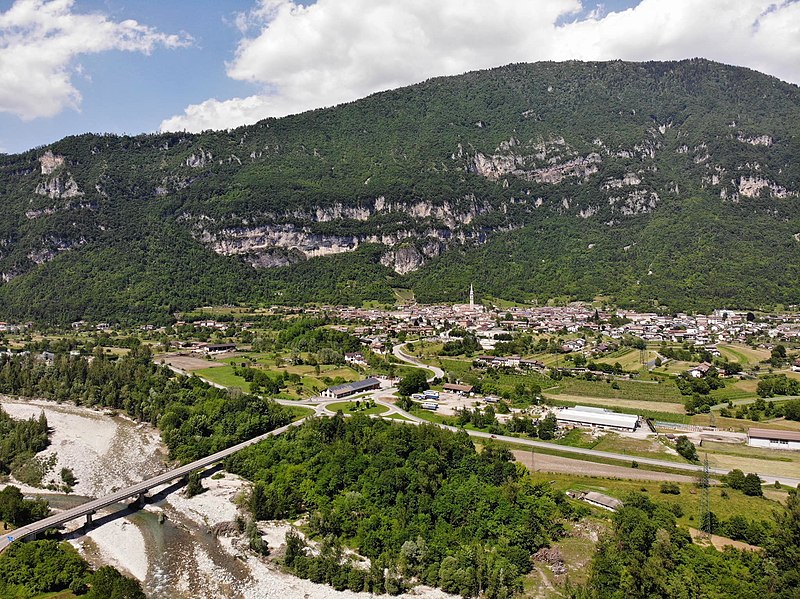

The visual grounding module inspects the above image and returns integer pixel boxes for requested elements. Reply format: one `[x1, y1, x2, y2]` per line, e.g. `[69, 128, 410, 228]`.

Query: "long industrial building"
[321, 377, 381, 399]
[555, 406, 639, 432]
[747, 428, 800, 451]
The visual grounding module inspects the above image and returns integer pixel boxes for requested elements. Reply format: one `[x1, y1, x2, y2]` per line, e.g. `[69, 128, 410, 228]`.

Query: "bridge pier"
[85, 512, 94, 527]
[135, 492, 147, 507]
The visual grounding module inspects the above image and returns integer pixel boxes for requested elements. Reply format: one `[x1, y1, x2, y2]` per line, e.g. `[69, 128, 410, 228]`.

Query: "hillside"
[0, 59, 799, 322]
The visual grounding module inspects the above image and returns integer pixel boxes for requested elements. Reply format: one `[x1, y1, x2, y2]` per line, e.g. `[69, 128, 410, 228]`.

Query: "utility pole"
[700, 453, 712, 539]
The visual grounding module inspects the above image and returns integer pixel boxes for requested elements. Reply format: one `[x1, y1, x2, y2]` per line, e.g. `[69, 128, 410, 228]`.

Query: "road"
[7, 351, 795, 554]
[393, 342, 445, 381]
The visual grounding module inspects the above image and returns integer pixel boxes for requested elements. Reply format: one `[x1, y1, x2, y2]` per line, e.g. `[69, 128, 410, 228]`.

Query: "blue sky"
[1, 0, 798, 154]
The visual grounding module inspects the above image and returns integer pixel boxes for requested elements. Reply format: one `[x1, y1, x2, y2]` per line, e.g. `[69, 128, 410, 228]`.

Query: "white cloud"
[0, 0, 190, 120]
[161, 0, 800, 133]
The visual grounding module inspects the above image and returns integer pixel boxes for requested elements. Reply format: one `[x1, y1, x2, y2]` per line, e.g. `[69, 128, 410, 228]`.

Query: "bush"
[660, 482, 681, 495]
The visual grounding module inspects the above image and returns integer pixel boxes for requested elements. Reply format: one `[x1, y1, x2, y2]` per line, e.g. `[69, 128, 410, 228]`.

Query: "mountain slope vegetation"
[0, 59, 799, 322]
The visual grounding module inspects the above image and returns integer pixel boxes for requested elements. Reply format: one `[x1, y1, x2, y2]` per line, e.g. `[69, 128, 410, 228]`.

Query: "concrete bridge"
[0, 419, 305, 554]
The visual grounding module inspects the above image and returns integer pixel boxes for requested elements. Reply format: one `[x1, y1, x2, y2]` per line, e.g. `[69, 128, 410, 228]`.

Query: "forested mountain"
[0, 59, 799, 322]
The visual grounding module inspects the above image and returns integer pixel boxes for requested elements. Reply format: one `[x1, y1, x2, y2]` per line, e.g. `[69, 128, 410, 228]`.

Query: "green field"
[195, 365, 250, 392]
[383, 413, 411, 421]
[196, 359, 363, 398]
[439, 358, 551, 394]
[539, 472, 788, 530]
[717, 344, 770, 366]
[596, 348, 660, 370]
[327, 401, 389, 416]
[550, 377, 684, 404]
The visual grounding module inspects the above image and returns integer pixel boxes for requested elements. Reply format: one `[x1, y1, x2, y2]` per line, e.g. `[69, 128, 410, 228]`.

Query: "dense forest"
[0, 407, 48, 475]
[225, 415, 576, 597]
[0, 540, 145, 599]
[572, 490, 800, 598]
[0, 59, 798, 322]
[0, 347, 294, 462]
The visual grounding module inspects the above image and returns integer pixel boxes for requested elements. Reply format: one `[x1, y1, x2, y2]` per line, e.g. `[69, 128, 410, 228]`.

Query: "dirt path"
[512, 450, 698, 482]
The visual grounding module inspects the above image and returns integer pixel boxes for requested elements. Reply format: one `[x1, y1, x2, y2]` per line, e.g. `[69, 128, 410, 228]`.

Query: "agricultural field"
[717, 343, 771, 365]
[439, 358, 552, 394]
[194, 353, 363, 398]
[699, 443, 800, 480]
[696, 378, 761, 405]
[547, 393, 688, 414]
[541, 472, 788, 531]
[595, 347, 660, 370]
[692, 413, 800, 432]
[195, 365, 250, 391]
[549, 377, 684, 403]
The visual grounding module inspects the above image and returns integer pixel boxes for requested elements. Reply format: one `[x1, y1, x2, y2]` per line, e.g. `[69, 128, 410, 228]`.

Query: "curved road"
[393, 342, 445, 381]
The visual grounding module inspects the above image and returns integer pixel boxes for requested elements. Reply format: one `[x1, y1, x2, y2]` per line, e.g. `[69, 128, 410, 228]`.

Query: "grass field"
[383, 413, 411, 421]
[327, 401, 389, 416]
[717, 344, 771, 366]
[439, 358, 552, 393]
[596, 348, 660, 370]
[547, 393, 687, 414]
[550, 377, 684, 403]
[195, 365, 250, 391]
[197, 361, 362, 398]
[657, 360, 699, 375]
[539, 472, 788, 530]
[692, 413, 800, 432]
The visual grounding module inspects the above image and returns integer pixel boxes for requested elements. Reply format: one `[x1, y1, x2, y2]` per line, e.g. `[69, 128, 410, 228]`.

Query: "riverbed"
[0, 397, 455, 599]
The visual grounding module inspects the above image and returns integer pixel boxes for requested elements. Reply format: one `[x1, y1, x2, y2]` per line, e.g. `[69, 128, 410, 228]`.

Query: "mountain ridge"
[0, 58, 798, 322]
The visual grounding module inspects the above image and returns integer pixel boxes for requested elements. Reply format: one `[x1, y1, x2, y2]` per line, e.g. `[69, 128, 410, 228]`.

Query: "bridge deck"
[0, 419, 304, 554]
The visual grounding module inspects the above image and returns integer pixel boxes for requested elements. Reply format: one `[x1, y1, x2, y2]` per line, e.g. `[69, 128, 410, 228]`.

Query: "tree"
[675, 436, 698, 462]
[86, 566, 146, 599]
[398, 369, 428, 396]
[742, 473, 763, 497]
[537, 413, 558, 440]
[185, 471, 205, 498]
[725, 469, 746, 490]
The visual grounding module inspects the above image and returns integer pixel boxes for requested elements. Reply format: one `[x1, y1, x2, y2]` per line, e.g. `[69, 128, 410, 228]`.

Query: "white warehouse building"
[556, 406, 639, 432]
[747, 428, 800, 451]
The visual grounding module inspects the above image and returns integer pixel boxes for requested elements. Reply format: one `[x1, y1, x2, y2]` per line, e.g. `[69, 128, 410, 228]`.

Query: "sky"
[0, 0, 798, 154]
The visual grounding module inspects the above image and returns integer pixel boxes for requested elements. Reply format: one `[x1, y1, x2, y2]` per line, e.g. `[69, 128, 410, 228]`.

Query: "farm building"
[321, 377, 381, 399]
[205, 343, 237, 355]
[556, 406, 639, 432]
[747, 428, 800, 451]
[567, 490, 623, 512]
[443, 383, 474, 396]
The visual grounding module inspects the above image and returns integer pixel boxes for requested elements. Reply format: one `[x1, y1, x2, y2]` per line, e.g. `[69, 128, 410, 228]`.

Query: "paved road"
[362, 398, 800, 487]
[189, 358, 800, 488]
[393, 342, 445, 381]
[0, 418, 307, 555]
